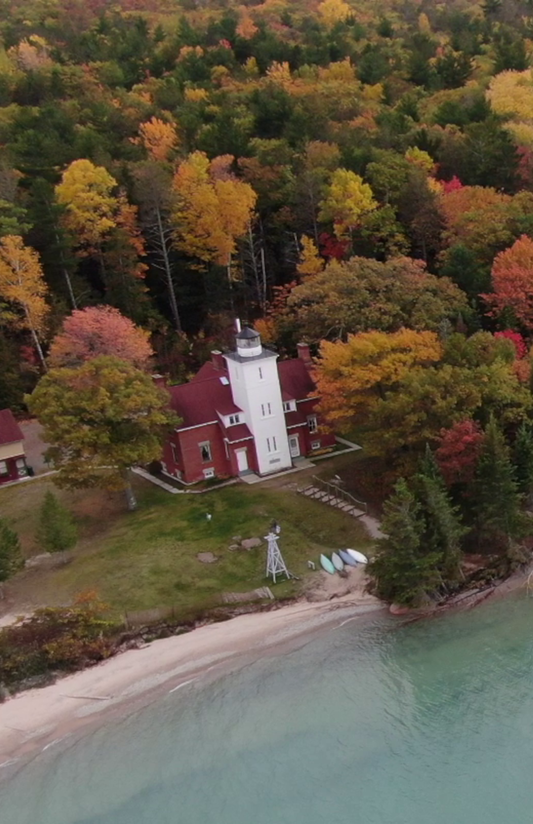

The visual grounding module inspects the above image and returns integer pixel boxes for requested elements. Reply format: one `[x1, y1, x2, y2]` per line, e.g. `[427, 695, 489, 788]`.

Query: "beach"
[0, 569, 381, 766]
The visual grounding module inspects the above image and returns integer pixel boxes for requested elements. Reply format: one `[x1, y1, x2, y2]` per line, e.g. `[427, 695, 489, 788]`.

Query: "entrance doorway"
[289, 435, 300, 458]
[236, 448, 249, 472]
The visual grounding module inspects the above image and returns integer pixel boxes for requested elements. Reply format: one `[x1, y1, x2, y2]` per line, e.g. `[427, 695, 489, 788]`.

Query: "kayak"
[339, 549, 358, 567]
[320, 554, 335, 574]
[331, 552, 344, 572]
[346, 549, 368, 564]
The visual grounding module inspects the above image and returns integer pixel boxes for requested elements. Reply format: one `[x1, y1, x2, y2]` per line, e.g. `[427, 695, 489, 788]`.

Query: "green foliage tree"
[471, 416, 525, 555]
[513, 422, 533, 501]
[0, 518, 22, 583]
[369, 479, 441, 607]
[27, 356, 178, 511]
[415, 446, 466, 583]
[36, 491, 78, 553]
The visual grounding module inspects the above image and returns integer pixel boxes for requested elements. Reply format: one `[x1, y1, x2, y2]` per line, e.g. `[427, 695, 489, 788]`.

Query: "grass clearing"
[0, 474, 374, 620]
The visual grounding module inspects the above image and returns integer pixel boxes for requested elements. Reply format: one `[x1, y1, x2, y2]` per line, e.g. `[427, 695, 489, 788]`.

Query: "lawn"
[0, 473, 374, 620]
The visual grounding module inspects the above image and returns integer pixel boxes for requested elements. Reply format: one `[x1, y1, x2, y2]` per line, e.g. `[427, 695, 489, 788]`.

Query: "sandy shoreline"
[2, 559, 531, 772]
[0, 585, 381, 767]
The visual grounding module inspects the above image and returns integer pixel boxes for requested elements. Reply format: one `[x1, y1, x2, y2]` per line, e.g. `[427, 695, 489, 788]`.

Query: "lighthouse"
[224, 326, 292, 476]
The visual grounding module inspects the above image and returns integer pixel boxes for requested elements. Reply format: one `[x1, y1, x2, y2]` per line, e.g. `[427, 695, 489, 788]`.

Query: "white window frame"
[203, 468, 215, 479]
[0, 460, 8, 476]
[311, 440, 321, 450]
[228, 414, 240, 425]
[283, 400, 295, 412]
[307, 415, 318, 434]
[261, 402, 272, 418]
[199, 441, 212, 463]
[258, 367, 264, 380]
[171, 442, 180, 465]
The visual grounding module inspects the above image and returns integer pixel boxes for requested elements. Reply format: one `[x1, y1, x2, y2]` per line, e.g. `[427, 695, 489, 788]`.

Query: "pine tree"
[0, 518, 22, 582]
[36, 491, 78, 553]
[471, 416, 524, 553]
[415, 446, 466, 585]
[513, 422, 533, 502]
[369, 478, 442, 607]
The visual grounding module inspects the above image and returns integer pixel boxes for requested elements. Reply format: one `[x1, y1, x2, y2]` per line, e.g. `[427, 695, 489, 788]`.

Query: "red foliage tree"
[441, 176, 463, 193]
[435, 419, 485, 486]
[318, 232, 348, 260]
[494, 330, 528, 359]
[48, 306, 153, 369]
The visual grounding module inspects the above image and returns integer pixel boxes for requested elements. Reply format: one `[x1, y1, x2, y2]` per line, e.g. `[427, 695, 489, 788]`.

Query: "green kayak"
[320, 554, 335, 574]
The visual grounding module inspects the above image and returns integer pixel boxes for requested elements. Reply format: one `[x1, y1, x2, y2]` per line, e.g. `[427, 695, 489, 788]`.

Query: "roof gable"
[0, 409, 23, 446]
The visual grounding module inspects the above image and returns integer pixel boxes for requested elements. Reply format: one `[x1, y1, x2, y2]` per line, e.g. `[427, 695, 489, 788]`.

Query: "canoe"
[339, 549, 357, 567]
[320, 554, 336, 574]
[331, 552, 344, 572]
[346, 549, 368, 564]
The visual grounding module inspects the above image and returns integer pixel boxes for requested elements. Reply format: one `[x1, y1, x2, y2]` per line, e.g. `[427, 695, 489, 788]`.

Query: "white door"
[289, 435, 300, 458]
[236, 448, 248, 472]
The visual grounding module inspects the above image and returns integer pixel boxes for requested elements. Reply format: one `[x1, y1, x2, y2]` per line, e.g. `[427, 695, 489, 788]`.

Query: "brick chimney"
[297, 342, 312, 366]
[152, 373, 167, 389]
[211, 350, 225, 371]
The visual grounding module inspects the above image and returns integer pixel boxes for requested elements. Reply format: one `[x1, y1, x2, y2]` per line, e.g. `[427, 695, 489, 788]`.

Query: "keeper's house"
[161, 327, 336, 484]
[0, 409, 27, 485]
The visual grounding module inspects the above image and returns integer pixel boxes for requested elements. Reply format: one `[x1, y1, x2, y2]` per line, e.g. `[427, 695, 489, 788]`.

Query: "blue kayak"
[339, 549, 358, 567]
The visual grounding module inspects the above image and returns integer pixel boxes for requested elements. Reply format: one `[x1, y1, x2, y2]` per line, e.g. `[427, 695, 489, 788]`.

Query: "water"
[2, 595, 533, 824]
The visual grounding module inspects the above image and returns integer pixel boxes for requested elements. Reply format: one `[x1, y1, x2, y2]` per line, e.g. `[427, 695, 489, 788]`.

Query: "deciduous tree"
[314, 328, 443, 431]
[484, 235, 533, 329]
[48, 306, 153, 369]
[319, 169, 377, 239]
[55, 159, 118, 250]
[28, 356, 177, 511]
[0, 235, 49, 369]
[436, 419, 485, 486]
[287, 256, 467, 341]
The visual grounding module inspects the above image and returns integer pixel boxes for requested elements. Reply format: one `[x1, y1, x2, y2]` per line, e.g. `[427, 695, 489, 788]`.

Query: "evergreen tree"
[471, 417, 524, 553]
[415, 446, 466, 584]
[369, 478, 442, 607]
[36, 491, 78, 553]
[0, 519, 23, 583]
[513, 422, 533, 503]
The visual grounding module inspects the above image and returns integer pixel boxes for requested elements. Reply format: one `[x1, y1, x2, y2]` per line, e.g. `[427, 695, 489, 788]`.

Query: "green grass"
[0, 475, 373, 619]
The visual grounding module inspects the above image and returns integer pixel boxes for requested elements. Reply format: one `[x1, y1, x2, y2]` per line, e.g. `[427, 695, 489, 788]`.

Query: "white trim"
[176, 420, 218, 433]
[287, 422, 306, 429]
[227, 436, 254, 444]
[296, 396, 318, 404]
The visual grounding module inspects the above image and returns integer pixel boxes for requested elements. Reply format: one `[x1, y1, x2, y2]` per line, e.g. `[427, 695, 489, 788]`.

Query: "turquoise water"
[3, 596, 533, 824]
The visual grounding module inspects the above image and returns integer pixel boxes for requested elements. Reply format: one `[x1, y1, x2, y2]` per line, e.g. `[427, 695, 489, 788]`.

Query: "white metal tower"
[265, 529, 294, 583]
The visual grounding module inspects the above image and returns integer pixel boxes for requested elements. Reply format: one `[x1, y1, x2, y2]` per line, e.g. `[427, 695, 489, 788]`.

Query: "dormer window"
[283, 400, 296, 412]
[228, 414, 240, 425]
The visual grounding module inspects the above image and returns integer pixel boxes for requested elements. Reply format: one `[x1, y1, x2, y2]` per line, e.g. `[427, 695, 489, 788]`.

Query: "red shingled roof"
[0, 409, 23, 446]
[169, 355, 316, 430]
[224, 423, 254, 443]
[278, 359, 316, 400]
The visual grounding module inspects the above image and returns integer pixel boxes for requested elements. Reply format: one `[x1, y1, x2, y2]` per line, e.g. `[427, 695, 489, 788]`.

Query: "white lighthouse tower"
[224, 326, 292, 476]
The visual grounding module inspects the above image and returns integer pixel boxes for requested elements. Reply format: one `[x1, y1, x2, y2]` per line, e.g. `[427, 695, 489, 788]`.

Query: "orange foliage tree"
[484, 235, 533, 329]
[314, 329, 443, 432]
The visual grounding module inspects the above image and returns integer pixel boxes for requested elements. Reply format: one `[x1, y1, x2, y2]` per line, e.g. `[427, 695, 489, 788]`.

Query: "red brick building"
[161, 328, 336, 484]
[0, 409, 27, 485]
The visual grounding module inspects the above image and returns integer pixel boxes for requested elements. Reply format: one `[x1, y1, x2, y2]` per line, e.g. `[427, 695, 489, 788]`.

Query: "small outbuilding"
[0, 409, 28, 485]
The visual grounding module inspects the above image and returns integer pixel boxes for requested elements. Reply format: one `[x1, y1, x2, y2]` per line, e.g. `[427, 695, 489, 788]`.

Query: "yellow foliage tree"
[136, 117, 179, 163]
[55, 159, 118, 249]
[297, 235, 324, 278]
[0, 235, 49, 368]
[487, 69, 533, 147]
[314, 328, 443, 432]
[172, 151, 257, 286]
[318, 0, 352, 27]
[319, 169, 377, 238]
